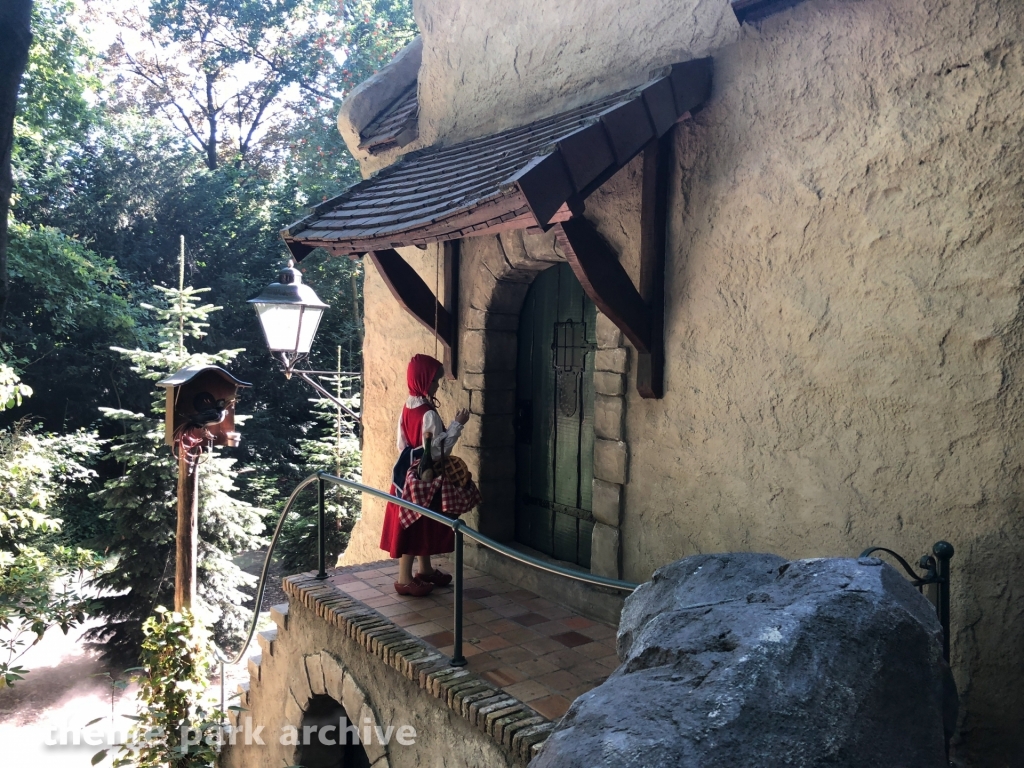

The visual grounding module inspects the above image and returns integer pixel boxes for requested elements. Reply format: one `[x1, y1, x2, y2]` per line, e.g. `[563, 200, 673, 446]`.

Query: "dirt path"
[0, 618, 259, 766]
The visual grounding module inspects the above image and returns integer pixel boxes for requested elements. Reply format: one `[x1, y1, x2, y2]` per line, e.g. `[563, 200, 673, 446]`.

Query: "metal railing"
[859, 541, 954, 663]
[216, 471, 638, 691]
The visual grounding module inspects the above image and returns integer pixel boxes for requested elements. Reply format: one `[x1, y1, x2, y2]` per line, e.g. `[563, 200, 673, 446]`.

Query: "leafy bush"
[97, 607, 224, 768]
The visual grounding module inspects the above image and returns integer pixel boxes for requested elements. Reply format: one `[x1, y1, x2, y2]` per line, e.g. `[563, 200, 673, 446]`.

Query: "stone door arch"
[458, 230, 629, 578]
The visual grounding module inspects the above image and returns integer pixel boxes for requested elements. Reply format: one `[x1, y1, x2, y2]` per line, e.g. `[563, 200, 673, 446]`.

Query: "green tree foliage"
[87, 283, 264, 660]
[12, 0, 98, 221]
[104, 0, 350, 171]
[0, 368, 102, 687]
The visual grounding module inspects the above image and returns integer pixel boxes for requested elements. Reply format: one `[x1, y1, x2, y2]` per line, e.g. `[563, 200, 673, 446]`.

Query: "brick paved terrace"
[327, 556, 620, 721]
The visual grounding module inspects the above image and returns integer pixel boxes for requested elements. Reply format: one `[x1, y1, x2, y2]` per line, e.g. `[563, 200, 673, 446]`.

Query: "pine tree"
[86, 280, 264, 660]
[276, 361, 361, 573]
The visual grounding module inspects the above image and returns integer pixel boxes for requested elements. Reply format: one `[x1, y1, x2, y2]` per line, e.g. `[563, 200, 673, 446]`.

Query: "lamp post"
[249, 263, 361, 425]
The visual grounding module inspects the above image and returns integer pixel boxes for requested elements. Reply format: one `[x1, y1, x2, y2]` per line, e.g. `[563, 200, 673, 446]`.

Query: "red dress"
[379, 403, 455, 558]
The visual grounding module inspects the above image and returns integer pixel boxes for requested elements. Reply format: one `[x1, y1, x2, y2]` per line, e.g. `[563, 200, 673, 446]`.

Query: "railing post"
[450, 521, 466, 667]
[316, 476, 328, 580]
[933, 540, 954, 664]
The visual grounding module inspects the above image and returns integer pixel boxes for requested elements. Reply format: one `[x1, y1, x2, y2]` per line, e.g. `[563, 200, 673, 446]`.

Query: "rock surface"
[533, 553, 956, 768]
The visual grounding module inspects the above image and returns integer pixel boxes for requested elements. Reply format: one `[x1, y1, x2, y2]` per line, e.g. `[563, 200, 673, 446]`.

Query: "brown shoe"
[415, 568, 452, 587]
[394, 578, 434, 597]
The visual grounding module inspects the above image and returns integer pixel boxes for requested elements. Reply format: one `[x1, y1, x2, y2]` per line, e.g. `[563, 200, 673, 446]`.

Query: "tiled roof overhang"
[281, 58, 713, 260]
[357, 82, 419, 155]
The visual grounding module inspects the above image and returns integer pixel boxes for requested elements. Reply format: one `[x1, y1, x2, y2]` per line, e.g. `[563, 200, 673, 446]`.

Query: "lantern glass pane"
[296, 307, 324, 355]
[255, 303, 303, 352]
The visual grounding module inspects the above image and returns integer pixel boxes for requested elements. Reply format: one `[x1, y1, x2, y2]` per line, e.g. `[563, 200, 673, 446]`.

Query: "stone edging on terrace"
[282, 569, 557, 762]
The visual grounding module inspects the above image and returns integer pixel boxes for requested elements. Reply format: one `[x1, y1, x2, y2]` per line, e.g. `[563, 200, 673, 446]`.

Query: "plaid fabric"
[398, 461, 481, 530]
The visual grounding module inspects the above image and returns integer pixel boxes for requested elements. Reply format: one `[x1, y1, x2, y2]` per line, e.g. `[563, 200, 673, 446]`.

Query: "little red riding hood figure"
[380, 354, 470, 596]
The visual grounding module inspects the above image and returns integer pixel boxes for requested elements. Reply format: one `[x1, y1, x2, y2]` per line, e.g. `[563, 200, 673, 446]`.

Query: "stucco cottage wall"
[616, 1, 1024, 763]
[342, 0, 1024, 762]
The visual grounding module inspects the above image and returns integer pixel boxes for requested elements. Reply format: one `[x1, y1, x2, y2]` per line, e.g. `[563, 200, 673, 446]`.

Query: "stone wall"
[221, 581, 526, 768]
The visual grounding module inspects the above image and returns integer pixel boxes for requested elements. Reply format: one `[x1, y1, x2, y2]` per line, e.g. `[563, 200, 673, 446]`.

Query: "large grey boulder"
[532, 553, 956, 768]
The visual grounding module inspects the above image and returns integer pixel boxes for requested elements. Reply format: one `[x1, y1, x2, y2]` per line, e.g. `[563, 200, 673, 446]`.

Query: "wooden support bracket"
[368, 245, 460, 378]
[637, 134, 672, 399]
[553, 135, 671, 399]
[554, 219, 652, 355]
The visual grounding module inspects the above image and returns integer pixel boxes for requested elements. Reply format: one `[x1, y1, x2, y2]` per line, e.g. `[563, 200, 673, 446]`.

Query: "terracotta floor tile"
[578, 623, 617, 641]
[514, 657, 559, 678]
[505, 589, 539, 601]
[462, 599, 486, 613]
[483, 618, 520, 634]
[472, 635, 511, 652]
[564, 681, 597, 699]
[524, 597, 555, 610]
[510, 612, 549, 627]
[570, 661, 610, 683]
[431, 615, 455, 631]
[492, 602, 530, 617]
[482, 667, 524, 688]
[375, 602, 416, 618]
[530, 694, 571, 721]
[576, 640, 611, 658]
[467, 609, 500, 625]
[532, 620, 570, 637]
[463, 587, 494, 600]
[479, 595, 514, 609]
[418, 605, 452, 621]
[595, 655, 620, 670]
[521, 636, 563, 656]
[493, 646, 536, 665]
[404, 621, 444, 638]
[463, 624, 495, 641]
[467, 653, 503, 674]
[551, 631, 592, 648]
[503, 679, 550, 703]
[533, 605, 573, 621]
[330, 573, 361, 584]
[501, 627, 541, 645]
[422, 630, 455, 648]
[562, 616, 595, 630]
[437, 643, 484, 658]
[536, 670, 581, 694]
[364, 594, 400, 608]
[540, 649, 587, 669]
[391, 611, 427, 627]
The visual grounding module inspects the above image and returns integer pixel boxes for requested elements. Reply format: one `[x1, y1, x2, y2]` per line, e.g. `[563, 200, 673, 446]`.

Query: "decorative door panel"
[515, 263, 596, 568]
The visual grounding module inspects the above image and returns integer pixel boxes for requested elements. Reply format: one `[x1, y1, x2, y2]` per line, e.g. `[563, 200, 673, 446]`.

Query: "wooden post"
[175, 451, 199, 611]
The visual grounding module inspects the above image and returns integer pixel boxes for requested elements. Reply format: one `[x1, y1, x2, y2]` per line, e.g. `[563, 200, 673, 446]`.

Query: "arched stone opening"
[459, 230, 629, 578]
[296, 694, 371, 768]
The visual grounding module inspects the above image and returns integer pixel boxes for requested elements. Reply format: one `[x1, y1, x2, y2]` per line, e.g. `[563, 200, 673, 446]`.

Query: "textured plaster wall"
[613, 1, 1024, 764]
[413, 0, 739, 147]
[345, 0, 1024, 762]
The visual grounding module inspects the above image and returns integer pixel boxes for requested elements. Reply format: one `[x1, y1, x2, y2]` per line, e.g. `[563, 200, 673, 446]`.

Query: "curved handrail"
[320, 471, 640, 593]
[213, 473, 325, 667]
[214, 470, 638, 694]
[859, 546, 929, 586]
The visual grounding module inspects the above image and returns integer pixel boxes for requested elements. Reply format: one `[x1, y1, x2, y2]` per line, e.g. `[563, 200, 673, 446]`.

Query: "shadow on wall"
[297, 695, 371, 768]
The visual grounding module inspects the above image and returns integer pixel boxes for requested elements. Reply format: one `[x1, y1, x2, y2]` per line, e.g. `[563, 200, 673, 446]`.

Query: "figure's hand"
[453, 408, 470, 425]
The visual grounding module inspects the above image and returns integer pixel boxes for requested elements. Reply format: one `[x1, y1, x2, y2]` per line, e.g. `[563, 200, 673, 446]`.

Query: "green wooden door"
[515, 263, 596, 568]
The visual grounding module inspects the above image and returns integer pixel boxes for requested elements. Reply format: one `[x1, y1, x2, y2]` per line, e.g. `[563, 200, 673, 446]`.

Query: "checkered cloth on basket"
[398, 461, 482, 530]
